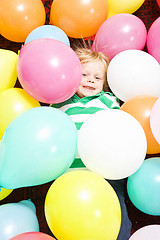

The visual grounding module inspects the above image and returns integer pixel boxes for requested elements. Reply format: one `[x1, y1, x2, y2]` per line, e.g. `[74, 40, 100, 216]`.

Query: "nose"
[87, 76, 94, 83]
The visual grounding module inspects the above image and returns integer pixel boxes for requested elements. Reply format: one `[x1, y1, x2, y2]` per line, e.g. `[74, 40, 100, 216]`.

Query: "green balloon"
[0, 107, 77, 189]
[127, 157, 160, 215]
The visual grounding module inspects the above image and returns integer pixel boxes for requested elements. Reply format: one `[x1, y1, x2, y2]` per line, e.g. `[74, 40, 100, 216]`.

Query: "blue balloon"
[0, 200, 39, 240]
[127, 157, 160, 215]
[25, 25, 70, 46]
[0, 107, 77, 189]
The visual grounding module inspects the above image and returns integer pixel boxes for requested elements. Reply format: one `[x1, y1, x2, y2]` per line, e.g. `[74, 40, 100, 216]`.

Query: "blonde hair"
[75, 48, 110, 91]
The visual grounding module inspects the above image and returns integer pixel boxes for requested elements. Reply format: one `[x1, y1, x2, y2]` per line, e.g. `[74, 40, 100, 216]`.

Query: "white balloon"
[129, 225, 160, 240]
[107, 49, 160, 102]
[78, 109, 147, 179]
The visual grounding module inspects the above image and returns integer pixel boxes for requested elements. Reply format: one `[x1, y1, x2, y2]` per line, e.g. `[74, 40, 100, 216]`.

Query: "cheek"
[81, 77, 87, 85]
[97, 82, 104, 89]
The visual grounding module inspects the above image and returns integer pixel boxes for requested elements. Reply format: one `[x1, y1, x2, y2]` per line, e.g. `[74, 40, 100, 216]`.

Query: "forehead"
[81, 60, 106, 74]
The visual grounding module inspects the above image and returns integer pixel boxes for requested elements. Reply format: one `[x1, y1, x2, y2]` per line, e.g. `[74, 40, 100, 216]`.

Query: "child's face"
[76, 60, 106, 98]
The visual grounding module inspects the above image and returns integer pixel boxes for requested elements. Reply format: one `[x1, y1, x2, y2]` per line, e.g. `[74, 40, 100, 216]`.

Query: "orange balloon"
[50, 0, 108, 38]
[0, 0, 46, 42]
[121, 95, 160, 154]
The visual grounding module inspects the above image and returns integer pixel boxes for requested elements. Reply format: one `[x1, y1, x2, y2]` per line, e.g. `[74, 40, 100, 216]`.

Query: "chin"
[83, 91, 95, 97]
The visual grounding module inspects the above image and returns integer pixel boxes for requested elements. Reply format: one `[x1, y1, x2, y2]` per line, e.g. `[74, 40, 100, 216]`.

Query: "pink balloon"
[92, 13, 147, 59]
[147, 16, 160, 64]
[150, 98, 160, 144]
[10, 231, 56, 240]
[17, 38, 82, 104]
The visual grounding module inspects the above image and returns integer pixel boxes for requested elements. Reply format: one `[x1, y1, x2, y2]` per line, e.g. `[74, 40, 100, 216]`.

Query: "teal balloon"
[0, 200, 39, 240]
[25, 25, 70, 46]
[127, 157, 160, 215]
[0, 107, 77, 189]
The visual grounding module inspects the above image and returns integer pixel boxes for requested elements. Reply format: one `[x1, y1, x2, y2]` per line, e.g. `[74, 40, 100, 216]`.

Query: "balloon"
[10, 232, 56, 240]
[150, 98, 160, 144]
[127, 157, 160, 215]
[0, 200, 39, 240]
[78, 109, 147, 180]
[0, 107, 77, 189]
[17, 38, 82, 104]
[0, 88, 40, 139]
[156, 0, 160, 8]
[107, 49, 160, 102]
[0, 188, 13, 201]
[50, 0, 108, 38]
[0, 49, 18, 93]
[121, 95, 160, 154]
[147, 16, 160, 64]
[107, 0, 145, 17]
[92, 13, 147, 59]
[129, 225, 160, 240]
[45, 170, 121, 240]
[25, 25, 70, 46]
[0, 0, 46, 42]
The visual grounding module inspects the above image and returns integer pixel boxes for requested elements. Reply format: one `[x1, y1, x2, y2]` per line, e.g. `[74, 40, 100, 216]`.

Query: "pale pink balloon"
[17, 38, 82, 104]
[129, 225, 160, 240]
[150, 98, 160, 144]
[92, 13, 147, 59]
[147, 16, 160, 64]
[10, 231, 56, 240]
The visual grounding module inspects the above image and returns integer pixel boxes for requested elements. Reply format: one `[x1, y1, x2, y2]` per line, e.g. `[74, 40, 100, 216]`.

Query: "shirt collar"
[72, 91, 105, 102]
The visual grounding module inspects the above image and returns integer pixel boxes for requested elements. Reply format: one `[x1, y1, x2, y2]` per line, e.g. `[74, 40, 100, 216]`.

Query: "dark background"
[1, 0, 160, 237]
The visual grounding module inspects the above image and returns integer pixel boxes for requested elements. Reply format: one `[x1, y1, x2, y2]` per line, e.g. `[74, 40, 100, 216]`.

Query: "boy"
[51, 48, 132, 240]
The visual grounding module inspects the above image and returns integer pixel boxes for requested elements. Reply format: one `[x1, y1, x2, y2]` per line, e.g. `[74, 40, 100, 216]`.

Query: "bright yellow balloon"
[0, 88, 40, 138]
[0, 187, 13, 201]
[0, 49, 18, 93]
[45, 170, 121, 240]
[107, 0, 145, 17]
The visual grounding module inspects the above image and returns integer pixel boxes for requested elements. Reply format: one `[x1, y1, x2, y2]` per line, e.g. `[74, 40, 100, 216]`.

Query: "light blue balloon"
[0, 200, 39, 240]
[0, 107, 77, 189]
[127, 157, 160, 215]
[25, 25, 70, 46]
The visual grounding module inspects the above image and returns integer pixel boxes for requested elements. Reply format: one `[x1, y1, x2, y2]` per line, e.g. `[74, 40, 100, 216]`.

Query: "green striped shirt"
[51, 91, 120, 168]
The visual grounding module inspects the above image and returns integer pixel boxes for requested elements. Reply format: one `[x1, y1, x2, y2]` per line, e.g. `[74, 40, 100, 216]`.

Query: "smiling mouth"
[83, 86, 95, 90]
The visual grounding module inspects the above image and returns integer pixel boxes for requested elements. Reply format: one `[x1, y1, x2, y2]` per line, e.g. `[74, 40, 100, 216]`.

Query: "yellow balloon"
[107, 0, 145, 17]
[45, 170, 121, 240]
[0, 49, 18, 92]
[0, 187, 13, 201]
[0, 88, 40, 138]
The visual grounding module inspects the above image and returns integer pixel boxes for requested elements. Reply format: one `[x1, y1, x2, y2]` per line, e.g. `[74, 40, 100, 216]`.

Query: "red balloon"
[156, 0, 160, 8]
[10, 232, 56, 240]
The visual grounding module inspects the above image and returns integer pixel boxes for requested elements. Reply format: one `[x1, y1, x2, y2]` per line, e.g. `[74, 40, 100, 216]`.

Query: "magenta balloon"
[92, 13, 147, 59]
[147, 16, 160, 64]
[17, 38, 82, 104]
[150, 98, 160, 144]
